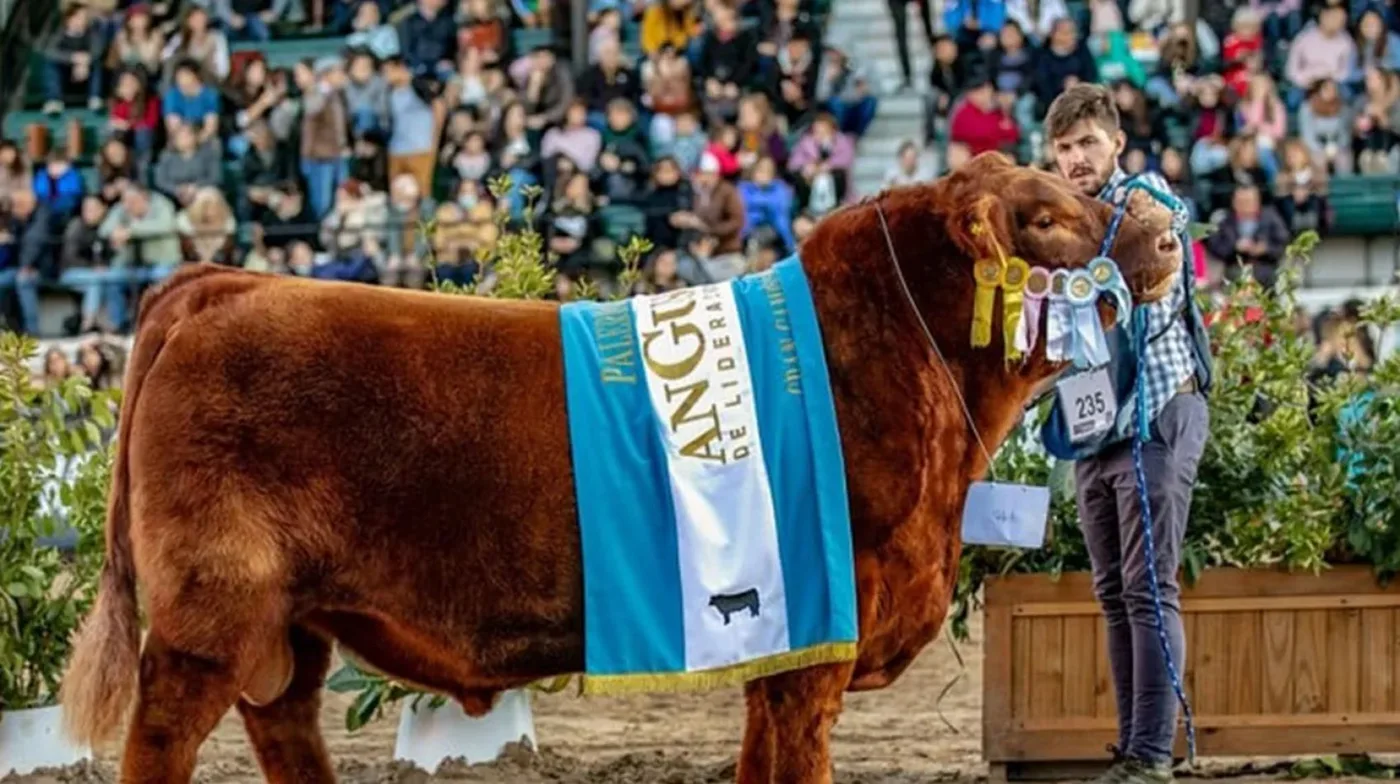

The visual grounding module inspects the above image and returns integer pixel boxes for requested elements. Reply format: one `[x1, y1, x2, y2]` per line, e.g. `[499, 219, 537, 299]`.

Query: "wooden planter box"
[983, 566, 1400, 780]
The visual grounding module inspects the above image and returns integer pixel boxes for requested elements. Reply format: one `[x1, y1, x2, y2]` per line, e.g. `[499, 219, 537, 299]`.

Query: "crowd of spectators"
[0, 0, 879, 336]
[890, 0, 1400, 290]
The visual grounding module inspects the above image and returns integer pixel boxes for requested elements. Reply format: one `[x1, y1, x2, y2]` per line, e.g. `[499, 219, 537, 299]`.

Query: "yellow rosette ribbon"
[972, 256, 1002, 348]
[1000, 257, 1030, 362]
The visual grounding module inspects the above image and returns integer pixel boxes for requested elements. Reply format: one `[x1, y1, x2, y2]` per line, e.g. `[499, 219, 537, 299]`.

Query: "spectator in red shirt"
[109, 68, 161, 158]
[949, 75, 1020, 157]
[1223, 7, 1265, 98]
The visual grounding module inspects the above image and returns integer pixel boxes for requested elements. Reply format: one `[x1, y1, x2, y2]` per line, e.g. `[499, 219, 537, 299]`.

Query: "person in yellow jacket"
[641, 0, 701, 57]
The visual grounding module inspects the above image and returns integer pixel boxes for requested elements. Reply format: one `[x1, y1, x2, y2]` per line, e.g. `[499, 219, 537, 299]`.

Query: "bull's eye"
[1034, 215, 1055, 230]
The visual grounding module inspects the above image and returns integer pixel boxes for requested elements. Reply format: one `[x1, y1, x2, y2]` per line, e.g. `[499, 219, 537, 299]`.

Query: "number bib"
[1056, 367, 1118, 443]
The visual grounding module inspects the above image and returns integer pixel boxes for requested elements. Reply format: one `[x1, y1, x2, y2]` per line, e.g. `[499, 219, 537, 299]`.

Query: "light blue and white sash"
[558, 255, 859, 694]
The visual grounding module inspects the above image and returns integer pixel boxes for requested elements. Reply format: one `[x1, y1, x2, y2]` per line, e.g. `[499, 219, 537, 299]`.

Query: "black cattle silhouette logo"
[709, 588, 760, 625]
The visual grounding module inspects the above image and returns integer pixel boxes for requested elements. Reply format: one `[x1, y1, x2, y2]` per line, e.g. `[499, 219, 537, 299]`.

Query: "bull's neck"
[798, 205, 1042, 536]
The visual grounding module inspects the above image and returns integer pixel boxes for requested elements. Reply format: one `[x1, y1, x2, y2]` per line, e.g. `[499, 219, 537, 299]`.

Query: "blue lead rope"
[1132, 305, 1197, 766]
[1101, 176, 1198, 766]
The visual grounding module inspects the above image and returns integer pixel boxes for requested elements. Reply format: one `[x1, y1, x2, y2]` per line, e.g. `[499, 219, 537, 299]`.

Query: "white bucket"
[392, 689, 536, 772]
[0, 704, 93, 776]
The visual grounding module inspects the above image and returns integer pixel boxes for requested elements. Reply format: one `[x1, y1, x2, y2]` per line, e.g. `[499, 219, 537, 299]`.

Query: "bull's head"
[939, 152, 1181, 310]
[809, 152, 1184, 392]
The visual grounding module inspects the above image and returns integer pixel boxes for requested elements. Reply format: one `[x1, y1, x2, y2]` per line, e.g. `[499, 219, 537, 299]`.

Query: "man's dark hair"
[1044, 83, 1120, 141]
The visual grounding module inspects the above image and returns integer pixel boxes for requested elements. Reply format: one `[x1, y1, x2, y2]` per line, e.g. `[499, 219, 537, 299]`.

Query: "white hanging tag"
[960, 480, 1050, 549]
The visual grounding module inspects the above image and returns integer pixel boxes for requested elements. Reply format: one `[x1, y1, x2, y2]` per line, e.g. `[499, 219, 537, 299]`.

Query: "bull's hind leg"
[120, 633, 245, 783]
[755, 662, 854, 784]
[237, 626, 336, 783]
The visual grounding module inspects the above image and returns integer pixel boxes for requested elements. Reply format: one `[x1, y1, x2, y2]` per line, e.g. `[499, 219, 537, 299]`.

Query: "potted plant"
[952, 231, 1400, 778]
[324, 175, 650, 771]
[0, 332, 119, 776]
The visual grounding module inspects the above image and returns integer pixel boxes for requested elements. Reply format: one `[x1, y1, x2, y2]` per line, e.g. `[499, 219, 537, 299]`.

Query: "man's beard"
[1066, 161, 1111, 196]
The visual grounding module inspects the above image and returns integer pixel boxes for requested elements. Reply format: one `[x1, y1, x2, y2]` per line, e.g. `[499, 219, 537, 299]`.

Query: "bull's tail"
[60, 264, 238, 748]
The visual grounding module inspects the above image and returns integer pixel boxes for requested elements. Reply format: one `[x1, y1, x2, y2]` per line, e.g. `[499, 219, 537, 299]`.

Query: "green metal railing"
[0, 0, 57, 127]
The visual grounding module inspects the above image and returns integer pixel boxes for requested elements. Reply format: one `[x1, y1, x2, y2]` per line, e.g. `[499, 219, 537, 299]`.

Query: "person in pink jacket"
[1285, 2, 1358, 105]
[787, 112, 856, 214]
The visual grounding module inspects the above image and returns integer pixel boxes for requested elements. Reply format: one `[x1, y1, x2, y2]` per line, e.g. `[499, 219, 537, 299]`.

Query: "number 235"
[1075, 392, 1107, 419]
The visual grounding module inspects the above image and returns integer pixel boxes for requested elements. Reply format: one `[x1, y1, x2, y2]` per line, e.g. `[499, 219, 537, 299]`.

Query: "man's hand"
[110, 227, 131, 247]
[230, 12, 246, 27]
[1124, 189, 1173, 235]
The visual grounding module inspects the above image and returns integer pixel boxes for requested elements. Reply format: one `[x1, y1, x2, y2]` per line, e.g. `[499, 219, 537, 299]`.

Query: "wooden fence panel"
[984, 566, 1400, 778]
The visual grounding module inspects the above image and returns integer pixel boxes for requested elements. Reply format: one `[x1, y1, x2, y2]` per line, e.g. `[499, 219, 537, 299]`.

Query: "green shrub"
[0, 333, 118, 712]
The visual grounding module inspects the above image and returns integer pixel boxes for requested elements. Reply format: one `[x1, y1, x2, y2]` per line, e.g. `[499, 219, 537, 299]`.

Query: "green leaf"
[324, 663, 377, 694]
[347, 687, 384, 732]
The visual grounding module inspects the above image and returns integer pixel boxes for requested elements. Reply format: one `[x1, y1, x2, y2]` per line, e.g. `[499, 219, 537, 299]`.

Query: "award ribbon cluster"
[967, 224, 1133, 369]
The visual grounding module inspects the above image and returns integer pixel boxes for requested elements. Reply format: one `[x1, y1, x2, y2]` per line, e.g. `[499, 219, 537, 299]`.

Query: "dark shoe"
[1118, 758, 1173, 784]
[1090, 762, 1131, 784]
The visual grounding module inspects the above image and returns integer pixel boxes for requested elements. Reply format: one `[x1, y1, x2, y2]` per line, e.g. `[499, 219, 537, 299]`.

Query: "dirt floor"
[1, 617, 1377, 783]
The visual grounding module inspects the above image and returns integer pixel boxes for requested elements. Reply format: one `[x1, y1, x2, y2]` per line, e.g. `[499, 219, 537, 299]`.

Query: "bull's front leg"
[746, 661, 854, 784]
[737, 680, 775, 784]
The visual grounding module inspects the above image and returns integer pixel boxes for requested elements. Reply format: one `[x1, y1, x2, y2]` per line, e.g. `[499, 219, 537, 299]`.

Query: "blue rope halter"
[1098, 176, 1198, 766]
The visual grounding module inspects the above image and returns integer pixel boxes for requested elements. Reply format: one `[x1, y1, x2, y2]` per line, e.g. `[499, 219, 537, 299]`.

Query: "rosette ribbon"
[1045, 269, 1073, 362]
[1067, 268, 1111, 368]
[971, 256, 1002, 348]
[1014, 266, 1050, 356]
[1000, 257, 1030, 362]
[1088, 256, 1132, 328]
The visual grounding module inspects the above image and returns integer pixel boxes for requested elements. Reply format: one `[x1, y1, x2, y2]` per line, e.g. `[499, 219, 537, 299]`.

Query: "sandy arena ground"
[1, 617, 1377, 783]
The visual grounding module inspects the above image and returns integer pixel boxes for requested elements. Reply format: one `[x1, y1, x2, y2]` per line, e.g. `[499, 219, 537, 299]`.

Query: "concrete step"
[828, 1, 946, 27]
[853, 134, 925, 159]
[852, 152, 942, 197]
[853, 155, 899, 184]
[829, 17, 931, 45]
[860, 91, 926, 119]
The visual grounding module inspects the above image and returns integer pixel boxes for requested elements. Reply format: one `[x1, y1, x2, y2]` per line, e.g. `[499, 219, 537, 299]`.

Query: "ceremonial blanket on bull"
[558, 255, 858, 695]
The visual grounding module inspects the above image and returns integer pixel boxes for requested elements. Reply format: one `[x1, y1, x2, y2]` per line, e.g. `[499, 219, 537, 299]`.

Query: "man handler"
[1043, 83, 1214, 784]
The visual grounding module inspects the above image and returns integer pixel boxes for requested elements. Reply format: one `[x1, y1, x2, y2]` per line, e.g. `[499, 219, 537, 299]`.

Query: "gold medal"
[1068, 273, 1095, 303]
[1026, 267, 1051, 298]
[1000, 257, 1030, 361]
[971, 257, 1002, 348]
[1091, 261, 1114, 287]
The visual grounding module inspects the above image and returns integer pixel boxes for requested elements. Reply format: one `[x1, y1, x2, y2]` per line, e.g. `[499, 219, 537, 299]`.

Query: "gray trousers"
[1074, 390, 1209, 764]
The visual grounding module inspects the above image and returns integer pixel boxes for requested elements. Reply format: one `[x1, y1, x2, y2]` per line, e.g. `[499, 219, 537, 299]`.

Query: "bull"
[59, 153, 1182, 783]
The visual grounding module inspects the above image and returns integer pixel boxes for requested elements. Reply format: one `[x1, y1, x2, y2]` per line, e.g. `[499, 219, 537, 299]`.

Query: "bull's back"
[128, 270, 582, 625]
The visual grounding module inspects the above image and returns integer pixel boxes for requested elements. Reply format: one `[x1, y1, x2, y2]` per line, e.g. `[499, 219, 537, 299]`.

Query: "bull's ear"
[945, 193, 1015, 264]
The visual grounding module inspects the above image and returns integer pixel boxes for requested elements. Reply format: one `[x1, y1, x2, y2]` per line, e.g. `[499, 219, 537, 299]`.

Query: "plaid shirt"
[1098, 168, 1199, 431]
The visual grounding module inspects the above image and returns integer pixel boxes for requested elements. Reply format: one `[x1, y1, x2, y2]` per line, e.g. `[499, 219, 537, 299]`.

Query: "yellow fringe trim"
[571, 641, 859, 697]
